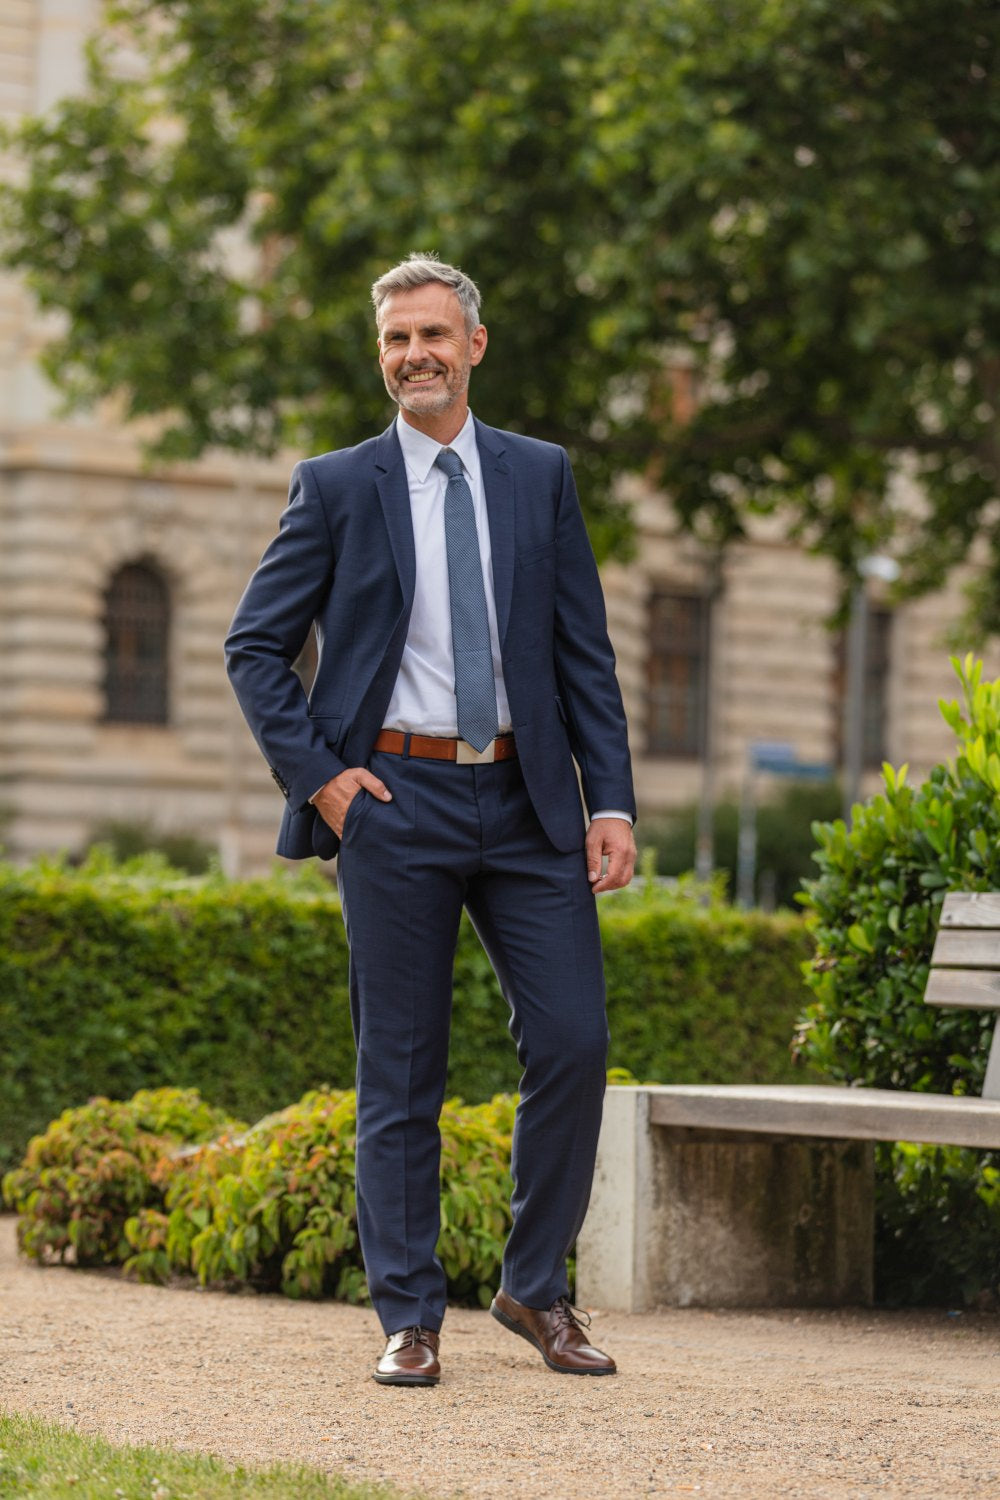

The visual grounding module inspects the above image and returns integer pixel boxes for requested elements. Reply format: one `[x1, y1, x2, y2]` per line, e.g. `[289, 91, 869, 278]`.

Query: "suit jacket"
[225, 417, 635, 860]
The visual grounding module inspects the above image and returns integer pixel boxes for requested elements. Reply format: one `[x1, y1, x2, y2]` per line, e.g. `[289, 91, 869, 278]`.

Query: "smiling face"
[377, 282, 487, 439]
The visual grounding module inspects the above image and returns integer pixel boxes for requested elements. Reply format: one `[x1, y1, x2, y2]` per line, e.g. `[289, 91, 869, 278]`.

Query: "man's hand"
[313, 767, 392, 837]
[586, 817, 636, 894]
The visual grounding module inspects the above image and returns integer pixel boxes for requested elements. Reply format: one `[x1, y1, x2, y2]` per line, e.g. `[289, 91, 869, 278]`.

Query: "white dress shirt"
[384, 411, 512, 735]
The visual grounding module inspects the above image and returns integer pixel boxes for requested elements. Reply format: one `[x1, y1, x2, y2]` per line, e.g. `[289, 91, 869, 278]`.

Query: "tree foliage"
[595, 1, 1000, 597]
[2, 0, 998, 591]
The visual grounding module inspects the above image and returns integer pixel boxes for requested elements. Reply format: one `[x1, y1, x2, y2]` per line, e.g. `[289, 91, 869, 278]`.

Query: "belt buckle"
[456, 738, 495, 764]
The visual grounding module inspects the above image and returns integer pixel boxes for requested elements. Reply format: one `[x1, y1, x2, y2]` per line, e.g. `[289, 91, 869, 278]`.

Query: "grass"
[0, 1412, 410, 1499]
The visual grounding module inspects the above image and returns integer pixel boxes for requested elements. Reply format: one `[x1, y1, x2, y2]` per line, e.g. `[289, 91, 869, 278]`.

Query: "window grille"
[102, 561, 170, 725]
[646, 590, 709, 758]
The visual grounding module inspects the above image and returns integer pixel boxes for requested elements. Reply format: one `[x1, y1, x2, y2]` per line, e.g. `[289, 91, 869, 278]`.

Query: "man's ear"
[470, 324, 488, 367]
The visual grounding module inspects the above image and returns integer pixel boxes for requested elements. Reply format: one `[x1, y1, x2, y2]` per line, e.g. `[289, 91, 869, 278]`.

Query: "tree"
[590, 0, 1000, 620]
[3, 0, 998, 600]
[1, 0, 635, 557]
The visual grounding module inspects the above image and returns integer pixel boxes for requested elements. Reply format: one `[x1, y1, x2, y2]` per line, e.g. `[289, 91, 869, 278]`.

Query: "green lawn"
[0, 1413, 412, 1499]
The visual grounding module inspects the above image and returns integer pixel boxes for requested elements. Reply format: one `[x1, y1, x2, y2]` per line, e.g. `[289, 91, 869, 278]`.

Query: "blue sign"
[749, 741, 832, 779]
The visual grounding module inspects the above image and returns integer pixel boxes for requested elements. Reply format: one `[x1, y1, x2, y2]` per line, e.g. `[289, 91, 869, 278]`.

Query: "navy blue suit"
[226, 417, 635, 1332]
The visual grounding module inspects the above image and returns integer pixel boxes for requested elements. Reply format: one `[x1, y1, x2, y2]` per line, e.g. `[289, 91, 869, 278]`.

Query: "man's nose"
[405, 334, 428, 363]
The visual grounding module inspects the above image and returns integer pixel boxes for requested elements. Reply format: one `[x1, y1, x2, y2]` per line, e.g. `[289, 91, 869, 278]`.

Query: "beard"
[383, 350, 472, 416]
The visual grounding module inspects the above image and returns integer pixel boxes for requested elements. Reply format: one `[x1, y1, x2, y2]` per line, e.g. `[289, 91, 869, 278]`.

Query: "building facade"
[0, 2, 291, 872]
[602, 479, 994, 824]
[2, 3, 995, 875]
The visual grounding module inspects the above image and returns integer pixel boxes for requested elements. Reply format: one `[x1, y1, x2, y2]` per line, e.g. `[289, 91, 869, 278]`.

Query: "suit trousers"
[335, 748, 609, 1335]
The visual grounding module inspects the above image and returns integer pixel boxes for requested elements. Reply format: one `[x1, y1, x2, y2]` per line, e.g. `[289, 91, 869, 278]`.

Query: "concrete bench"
[576, 891, 1000, 1311]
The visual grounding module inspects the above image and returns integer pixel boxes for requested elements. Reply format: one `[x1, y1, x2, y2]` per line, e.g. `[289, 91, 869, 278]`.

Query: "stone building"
[603, 484, 993, 823]
[1, 0, 293, 872]
[2, 2, 995, 876]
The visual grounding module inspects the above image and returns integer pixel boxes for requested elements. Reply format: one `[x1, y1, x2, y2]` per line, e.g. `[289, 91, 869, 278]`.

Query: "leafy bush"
[797, 655, 1000, 1092]
[640, 779, 842, 910]
[5, 1087, 516, 1309]
[0, 856, 810, 1171]
[798, 655, 1000, 1305]
[128, 1089, 515, 1306]
[873, 1141, 1000, 1307]
[85, 820, 217, 875]
[1, 1088, 241, 1265]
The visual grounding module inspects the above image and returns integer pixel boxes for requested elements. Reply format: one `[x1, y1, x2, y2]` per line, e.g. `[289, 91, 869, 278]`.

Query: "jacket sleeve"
[551, 448, 637, 821]
[225, 460, 346, 810]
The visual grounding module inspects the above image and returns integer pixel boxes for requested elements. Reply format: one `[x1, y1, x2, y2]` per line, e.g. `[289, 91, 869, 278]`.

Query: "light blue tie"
[434, 447, 499, 753]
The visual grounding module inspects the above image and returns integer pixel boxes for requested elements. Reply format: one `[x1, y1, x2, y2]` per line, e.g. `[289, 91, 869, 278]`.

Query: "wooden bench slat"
[940, 891, 1000, 928]
[924, 968, 1000, 1010]
[930, 929, 1000, 967]
[645, 1083, 1000, 1149]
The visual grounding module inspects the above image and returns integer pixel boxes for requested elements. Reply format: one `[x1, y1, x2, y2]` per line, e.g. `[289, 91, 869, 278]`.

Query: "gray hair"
[371, 253, 482, 333]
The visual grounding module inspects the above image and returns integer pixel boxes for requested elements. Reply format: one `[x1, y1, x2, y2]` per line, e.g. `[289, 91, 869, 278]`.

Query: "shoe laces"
[550, 1296, 592, 1332]
[398, 1326, 435, 1347]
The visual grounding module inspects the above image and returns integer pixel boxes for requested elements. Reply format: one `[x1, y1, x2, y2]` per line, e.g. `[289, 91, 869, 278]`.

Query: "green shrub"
[85, 820, 217, 874]
[874, 1141, 1000, 1307]
[797, 654, 1000, 1092]
[798, 654, 1000, 1305]
[132, 1088, 514, 1306]
[0, 857, 810, 1172]
[1, 1088, 241, 1265]
[6, 1086, 516, 1308]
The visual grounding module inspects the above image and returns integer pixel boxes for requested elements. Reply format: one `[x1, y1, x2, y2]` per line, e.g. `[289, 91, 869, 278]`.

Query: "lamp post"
[694, 551, 725, 885]
[843, 553, 900, 828]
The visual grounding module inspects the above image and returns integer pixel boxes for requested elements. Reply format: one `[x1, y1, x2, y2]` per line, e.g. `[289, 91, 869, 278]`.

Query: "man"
[226, 253, 636, 1386]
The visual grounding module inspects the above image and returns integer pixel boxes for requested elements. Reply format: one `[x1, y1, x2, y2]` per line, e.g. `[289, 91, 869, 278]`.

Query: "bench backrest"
[926, 892, 1000, 1100]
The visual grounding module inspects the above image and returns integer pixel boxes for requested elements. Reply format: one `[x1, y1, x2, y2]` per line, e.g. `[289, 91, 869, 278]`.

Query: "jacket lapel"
[374, 421, 416, 610]
[475, 418, 515, 647]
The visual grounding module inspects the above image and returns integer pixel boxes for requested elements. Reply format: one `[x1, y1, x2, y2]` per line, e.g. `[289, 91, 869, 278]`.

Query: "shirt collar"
[395, 409, 477, 485]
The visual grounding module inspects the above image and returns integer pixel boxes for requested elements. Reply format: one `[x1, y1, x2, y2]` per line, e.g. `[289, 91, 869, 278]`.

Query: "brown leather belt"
[373, 729, 517, 764]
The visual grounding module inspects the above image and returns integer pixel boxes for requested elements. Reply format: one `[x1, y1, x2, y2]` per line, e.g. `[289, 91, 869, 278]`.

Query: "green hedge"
[641, 779, 844, 910]
[0, 855, 811, 1171]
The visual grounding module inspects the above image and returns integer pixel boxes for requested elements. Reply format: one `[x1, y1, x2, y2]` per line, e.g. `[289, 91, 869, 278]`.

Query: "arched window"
[102, 561, 170, 724]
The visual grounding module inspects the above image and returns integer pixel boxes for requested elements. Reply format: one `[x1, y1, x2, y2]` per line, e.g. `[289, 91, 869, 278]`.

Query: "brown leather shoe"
[490, 1289, 616, 1375]
[372, 1326, 441, 1386]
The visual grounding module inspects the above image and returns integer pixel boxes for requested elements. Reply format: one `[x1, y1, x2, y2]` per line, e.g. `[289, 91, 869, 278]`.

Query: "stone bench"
[576, 891, 1000, 1311]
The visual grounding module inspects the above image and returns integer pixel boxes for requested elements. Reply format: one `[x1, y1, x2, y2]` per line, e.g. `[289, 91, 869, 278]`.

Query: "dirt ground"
[2, 1216, 999, 1499]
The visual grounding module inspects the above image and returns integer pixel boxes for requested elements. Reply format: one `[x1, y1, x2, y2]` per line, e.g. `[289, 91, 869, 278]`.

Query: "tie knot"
[434, 447, 463, 480]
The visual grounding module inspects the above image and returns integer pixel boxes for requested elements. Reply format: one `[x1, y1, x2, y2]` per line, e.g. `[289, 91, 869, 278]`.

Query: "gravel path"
[2, 1216, 999, 1498]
